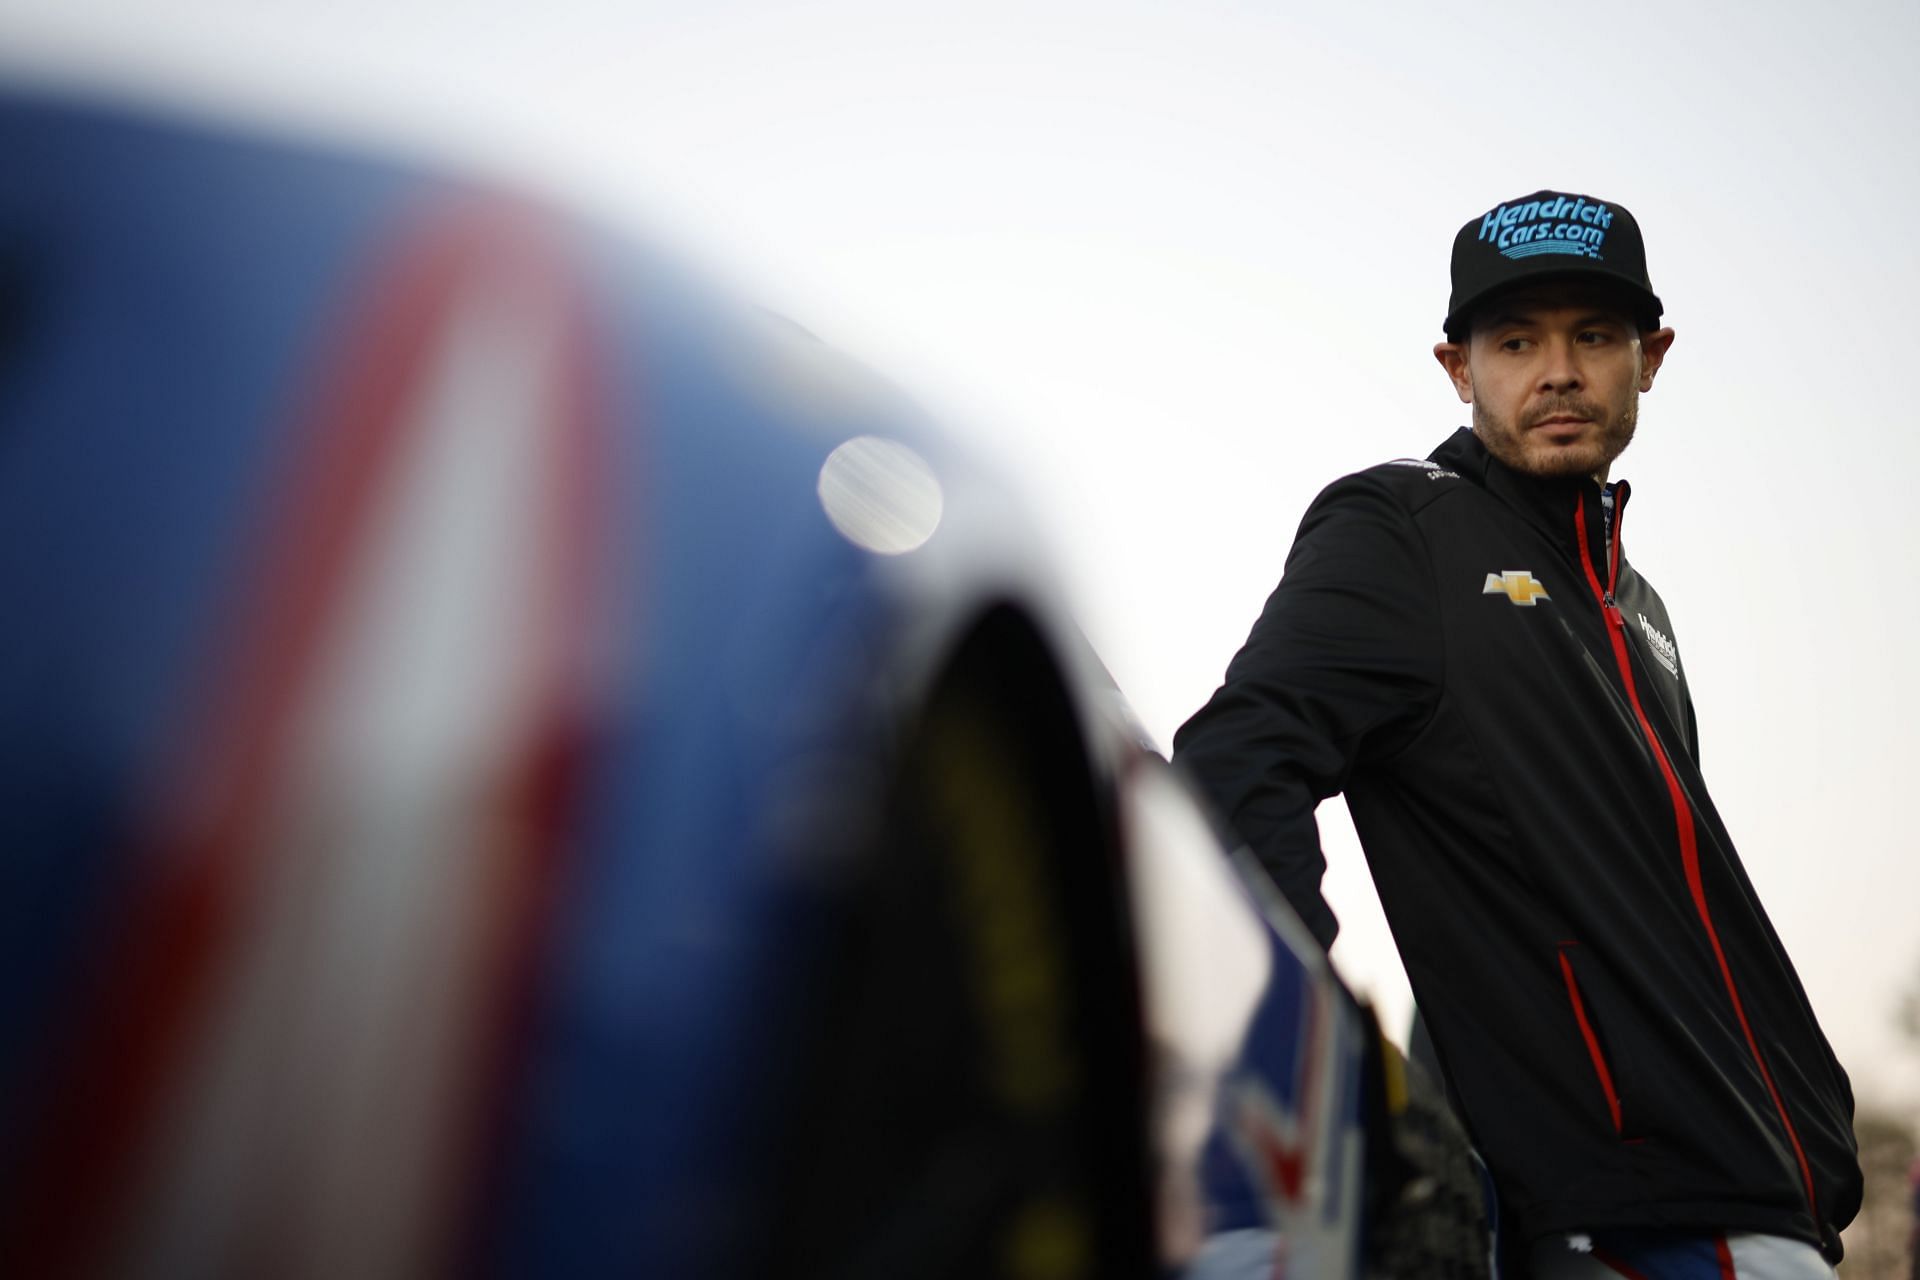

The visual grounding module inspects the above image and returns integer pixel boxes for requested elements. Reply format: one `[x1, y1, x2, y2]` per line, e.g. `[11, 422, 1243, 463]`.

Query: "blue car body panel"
[0, 88, 1468, 1279]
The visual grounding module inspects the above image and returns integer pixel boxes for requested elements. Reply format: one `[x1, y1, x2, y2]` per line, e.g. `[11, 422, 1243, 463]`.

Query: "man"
[1172, 190, 1861, 1276]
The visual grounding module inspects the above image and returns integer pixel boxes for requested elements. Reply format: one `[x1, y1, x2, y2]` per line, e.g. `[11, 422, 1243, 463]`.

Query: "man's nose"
[1537, 338, 1583, 392]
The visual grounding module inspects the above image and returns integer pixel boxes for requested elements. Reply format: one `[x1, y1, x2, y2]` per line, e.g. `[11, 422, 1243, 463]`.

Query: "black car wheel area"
[757, 604, 1156, 1279]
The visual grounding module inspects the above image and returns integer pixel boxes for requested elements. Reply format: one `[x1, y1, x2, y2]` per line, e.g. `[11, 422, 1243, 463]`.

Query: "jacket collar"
[1429, 427, 1622, 587]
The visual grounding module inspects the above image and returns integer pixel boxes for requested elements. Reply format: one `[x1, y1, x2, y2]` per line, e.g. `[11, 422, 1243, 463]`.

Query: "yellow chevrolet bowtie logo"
[1483, 570, 1550, 606]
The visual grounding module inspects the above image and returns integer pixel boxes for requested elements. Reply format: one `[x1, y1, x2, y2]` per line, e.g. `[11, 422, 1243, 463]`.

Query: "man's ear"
[1433, 342, 1474, 404]
[1638, 327, 1675, 392]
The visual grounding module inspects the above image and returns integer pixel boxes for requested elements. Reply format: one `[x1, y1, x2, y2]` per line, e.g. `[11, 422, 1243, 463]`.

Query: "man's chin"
[1514, 442, 1605, 479]
[1474, 419, 1631, 480]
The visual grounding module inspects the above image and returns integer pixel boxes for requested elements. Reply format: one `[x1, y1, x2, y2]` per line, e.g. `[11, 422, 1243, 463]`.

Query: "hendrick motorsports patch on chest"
[1483, 571, 1549, 606]
[1638, 612, 1679, 675]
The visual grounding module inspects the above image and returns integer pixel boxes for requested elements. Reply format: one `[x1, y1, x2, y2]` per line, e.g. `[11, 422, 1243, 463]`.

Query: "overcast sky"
[5, 0, 1915, 1107]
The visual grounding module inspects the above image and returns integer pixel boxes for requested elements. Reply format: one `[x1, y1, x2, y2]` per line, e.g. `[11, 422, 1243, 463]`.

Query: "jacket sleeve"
[1171, 474, 1443, 951]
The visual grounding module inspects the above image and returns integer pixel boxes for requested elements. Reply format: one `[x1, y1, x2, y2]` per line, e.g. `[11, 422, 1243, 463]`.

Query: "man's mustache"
[1523, 398, 1607, 426]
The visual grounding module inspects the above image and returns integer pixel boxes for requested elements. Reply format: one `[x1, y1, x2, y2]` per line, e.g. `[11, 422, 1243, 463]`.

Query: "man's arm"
[1171, 474, 1443, 950]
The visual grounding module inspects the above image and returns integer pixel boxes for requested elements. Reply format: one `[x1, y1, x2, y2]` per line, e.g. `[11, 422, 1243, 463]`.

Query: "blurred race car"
[0, 88, 1486, 1278]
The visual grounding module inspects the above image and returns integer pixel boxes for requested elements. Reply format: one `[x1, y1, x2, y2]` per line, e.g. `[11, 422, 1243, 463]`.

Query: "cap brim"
[1445, 267, 1663, 337]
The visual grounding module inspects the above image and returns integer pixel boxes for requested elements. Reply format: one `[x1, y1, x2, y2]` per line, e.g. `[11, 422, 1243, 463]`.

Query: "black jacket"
[1173, 428, 1861, 1260]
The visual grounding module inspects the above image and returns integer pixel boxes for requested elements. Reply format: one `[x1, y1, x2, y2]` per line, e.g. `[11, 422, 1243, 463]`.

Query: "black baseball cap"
[1443, 189, 1663, 339]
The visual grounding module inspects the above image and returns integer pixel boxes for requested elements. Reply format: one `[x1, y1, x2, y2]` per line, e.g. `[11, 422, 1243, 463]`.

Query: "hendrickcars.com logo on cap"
[1443, 188, 1663, 338]
[1477, 194, 1614, 261]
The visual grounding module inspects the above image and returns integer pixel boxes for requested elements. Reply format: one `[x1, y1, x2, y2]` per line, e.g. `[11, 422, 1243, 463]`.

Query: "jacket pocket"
[1556, 943, 1627, 1138]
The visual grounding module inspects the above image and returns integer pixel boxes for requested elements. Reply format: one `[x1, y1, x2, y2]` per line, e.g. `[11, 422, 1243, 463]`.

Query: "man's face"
[1433, 286, 1675, 481]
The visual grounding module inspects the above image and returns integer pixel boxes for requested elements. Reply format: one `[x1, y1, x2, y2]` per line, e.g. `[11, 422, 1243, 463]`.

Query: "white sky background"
[5, 0, 1916, 1107]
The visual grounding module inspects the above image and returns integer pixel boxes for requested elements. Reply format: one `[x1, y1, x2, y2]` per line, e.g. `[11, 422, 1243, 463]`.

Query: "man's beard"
[1474, 393, 1638, 479]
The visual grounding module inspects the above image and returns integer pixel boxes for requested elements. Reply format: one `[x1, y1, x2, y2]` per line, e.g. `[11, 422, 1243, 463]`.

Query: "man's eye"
[1577, 330, 1610, 344]
[1501, 337, 1529, 352]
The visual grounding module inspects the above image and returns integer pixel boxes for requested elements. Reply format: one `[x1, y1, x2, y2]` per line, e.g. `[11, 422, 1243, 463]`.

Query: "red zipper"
[1557, 945, 1624, 1134]
[1574, 489, 1819, 1222]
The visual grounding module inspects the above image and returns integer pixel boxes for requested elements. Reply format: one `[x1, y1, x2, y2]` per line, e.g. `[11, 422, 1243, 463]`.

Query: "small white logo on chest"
[1637, 613, 1679, 675]
[1387, 458, 1459, 480]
